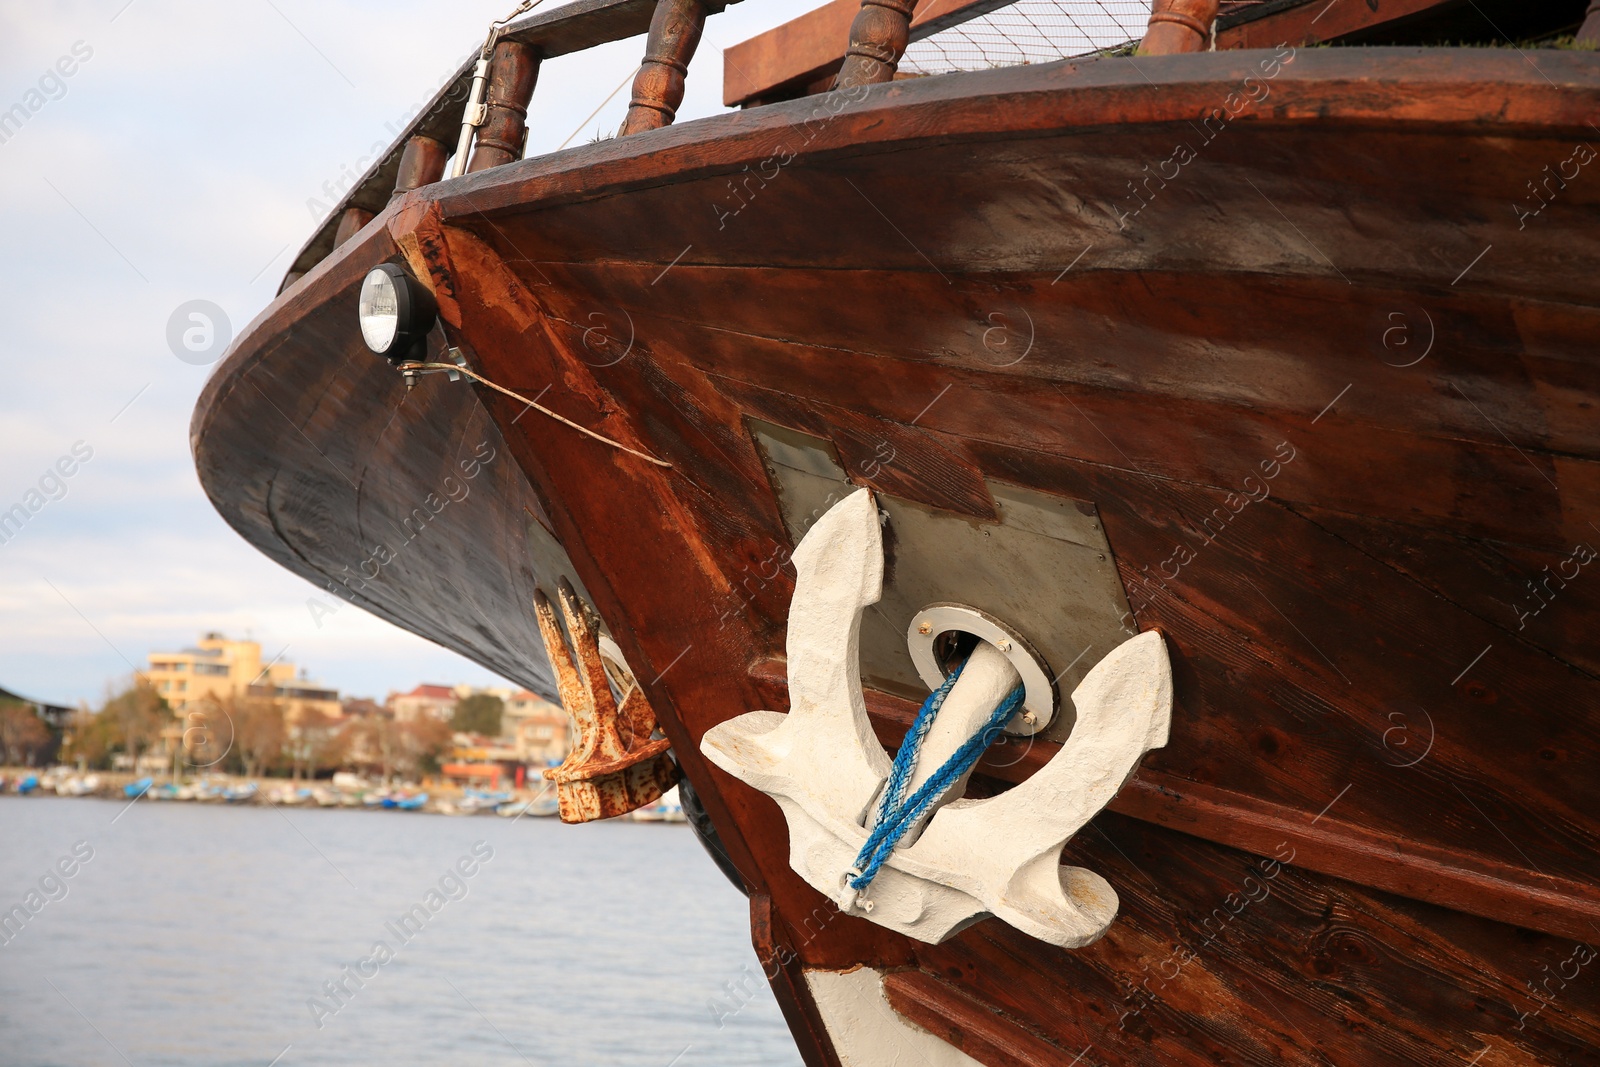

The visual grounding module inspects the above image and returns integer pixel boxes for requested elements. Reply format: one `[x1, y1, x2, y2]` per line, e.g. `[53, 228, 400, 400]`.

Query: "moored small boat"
[497, 793, 560, 818]
[59, 774, 102, 797]
[629, 785, 685, 823]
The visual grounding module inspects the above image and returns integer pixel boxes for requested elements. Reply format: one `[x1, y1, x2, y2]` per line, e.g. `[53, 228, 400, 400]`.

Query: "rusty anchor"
[534, 578, 679, 822]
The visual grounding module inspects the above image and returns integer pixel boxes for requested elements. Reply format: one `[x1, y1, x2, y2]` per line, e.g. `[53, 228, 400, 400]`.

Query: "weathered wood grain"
[466, 40, 540, 173]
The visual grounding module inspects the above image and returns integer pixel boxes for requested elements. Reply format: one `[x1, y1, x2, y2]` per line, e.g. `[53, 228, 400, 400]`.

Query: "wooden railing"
[281, 0, 740, 289]
[720, 0, 1498, 108]
[282, 0, 1238, 292]
[277, 0, 1593, 292]
[290, 0, 1532, 291]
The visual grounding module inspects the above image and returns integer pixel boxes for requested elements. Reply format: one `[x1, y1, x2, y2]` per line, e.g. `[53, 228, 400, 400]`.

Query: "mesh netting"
[900, 0, 1152, 74]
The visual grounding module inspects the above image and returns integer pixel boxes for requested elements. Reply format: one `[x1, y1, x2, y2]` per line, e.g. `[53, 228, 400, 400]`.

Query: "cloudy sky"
[0, 0, 832, 709]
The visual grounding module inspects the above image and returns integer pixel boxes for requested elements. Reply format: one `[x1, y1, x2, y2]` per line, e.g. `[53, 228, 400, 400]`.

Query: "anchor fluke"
[535, 579, 679, 823]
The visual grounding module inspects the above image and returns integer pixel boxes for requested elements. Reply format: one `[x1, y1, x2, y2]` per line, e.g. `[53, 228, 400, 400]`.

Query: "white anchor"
[701, 488, 1172, 948]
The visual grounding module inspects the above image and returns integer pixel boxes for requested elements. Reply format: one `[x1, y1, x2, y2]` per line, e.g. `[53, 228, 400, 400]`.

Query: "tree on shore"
[230, 695, 285, 779]
[180, 698, 234, 772]
[451, 693, 503, 737]
[102, 682, 166, 771]
[285, 708, 345, 780]
[0, 702, 51, 766]
[61, 706, 111, 769]
[404, 716, 454, 777]
[341, 714, 396, 783]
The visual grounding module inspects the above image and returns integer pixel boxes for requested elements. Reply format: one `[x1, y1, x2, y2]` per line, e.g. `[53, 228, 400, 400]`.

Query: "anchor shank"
[894, 641, 1020, 845]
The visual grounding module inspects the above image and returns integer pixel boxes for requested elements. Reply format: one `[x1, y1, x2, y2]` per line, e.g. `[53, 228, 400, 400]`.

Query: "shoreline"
[0, 767, 687, 822]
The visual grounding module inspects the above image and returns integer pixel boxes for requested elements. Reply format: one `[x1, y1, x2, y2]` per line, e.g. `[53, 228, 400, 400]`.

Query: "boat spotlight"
[357, 264, 437, 362]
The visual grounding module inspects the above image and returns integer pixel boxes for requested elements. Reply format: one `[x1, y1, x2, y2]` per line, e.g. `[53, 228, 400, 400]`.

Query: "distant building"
[389, 684, 457, 723]
[0, 685, 72, 730]
[504, 690, 572, 765]
[340, 697, 387, 719]
[146, 633, 340, 722]
[251, 672, 342, 723]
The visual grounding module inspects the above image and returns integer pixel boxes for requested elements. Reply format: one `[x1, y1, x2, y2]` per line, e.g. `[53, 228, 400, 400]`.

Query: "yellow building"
[146, 633, 340, 722]
[505, 690, 572, 766]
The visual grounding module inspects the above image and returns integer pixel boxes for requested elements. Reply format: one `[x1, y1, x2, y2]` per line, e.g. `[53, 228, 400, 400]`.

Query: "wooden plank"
[723, 0, 1018, 106]
[1224, 0, 1590, 49]
[883, 970, 1077, 1067]
[919, 813, 1600, 1065]
[510, 0, 664, 58]
[723, 0, 858, 106]
[1222, 0, 1447, 49]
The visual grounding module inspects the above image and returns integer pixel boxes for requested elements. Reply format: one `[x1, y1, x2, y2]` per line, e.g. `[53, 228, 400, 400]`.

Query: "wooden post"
[834, 0, 916, 90]
[467, 40, 541, 173]
[1579, 1, 1600, 46]
[618, 0, 710, 136]
[390, 135, 449, 201]
[333, 207, 374, 248]
[1140, 0, 1220, 55]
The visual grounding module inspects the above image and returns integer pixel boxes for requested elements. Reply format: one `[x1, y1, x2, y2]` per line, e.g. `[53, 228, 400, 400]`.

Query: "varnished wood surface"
[1142, 0, 1221, 55]
[619, 0, 712, 135]
[885, 969, 1076, 1066]
[192, 227, 562, 698]
[198, 49, 1600, 1067]
[466, 40, 541, 173]
[835, 0, 918, 89]
[390, 134, 449, 201]
[922, 811, 1600, 1065]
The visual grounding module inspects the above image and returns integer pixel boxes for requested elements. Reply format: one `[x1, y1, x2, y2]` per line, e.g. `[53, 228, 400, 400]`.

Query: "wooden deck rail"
[822, 0, 1221, 95]
[284, 0, 671, 288]
[719, 0, 1519, 107]
[284, 0, 747, 290]
[282, 0, 1590, 290]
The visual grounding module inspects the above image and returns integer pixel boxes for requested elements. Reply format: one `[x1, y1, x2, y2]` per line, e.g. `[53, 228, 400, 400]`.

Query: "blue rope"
[847, 661, 1025, 895]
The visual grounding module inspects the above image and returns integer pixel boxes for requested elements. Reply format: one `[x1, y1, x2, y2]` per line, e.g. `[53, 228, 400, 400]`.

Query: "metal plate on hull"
[751, 420, 1137, 743]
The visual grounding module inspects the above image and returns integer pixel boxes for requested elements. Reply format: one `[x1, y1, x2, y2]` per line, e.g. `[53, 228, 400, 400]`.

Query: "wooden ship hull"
[194, 1, 1600, 1063]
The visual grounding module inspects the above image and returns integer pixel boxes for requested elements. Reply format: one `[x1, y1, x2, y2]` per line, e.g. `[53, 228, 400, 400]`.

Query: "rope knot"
[840, 655, 1024, 909]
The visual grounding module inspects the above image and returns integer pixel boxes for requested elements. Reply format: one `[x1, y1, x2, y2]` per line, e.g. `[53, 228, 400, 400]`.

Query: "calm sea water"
[0, 796, 802, 1067]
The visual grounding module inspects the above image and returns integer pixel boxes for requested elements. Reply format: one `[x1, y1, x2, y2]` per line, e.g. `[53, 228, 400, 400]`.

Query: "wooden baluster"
[1141, 0, 1220, 54]
[619, 0, 710, 136]
[1579, 1, 1600, 46]
[333, 207, 374, 248]
[468, 40, 541, 172]
[390, 135, 449, 201]
[834, 0, 916, 90]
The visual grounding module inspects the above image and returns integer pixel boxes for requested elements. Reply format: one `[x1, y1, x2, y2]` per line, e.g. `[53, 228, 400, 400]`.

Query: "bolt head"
[917, 622, 932, 635]
[997, 639, 1012, 652]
